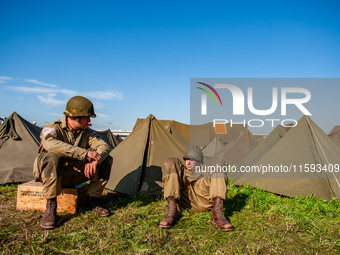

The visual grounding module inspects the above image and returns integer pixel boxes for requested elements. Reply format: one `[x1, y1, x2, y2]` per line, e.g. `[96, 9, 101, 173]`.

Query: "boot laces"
[213, 198, 226, 220]
[164, 198, 177, 220]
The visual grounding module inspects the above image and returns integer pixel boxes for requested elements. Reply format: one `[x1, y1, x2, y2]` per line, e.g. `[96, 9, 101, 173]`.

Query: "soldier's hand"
[87, 151, 102, 162]
[84, 160, 98, 178]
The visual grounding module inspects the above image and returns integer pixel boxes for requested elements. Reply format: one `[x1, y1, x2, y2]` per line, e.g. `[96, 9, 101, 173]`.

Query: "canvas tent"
[0, 112, 41, 184]
[329, 130, 340, 148]
[329, 126, 340, 136]
[253, 135, 265, 142]
[215, 129, 260, 166]
[106, 114, 187, 196]
[134, 118, 190, 142]
[229, 125, 287, 181]
[133, 118, 247, 147]
[328, 126, 340, 148]
[0, 111, 123, 185]
[283, 123, 295, 132]
[234, 116, 340, 201]
[202, 136, 225, 157]
[164, 121, 190, 150]
[190, 122, 247, 147]
[95, 129, 121, 149]
[115, 134, 123, 143]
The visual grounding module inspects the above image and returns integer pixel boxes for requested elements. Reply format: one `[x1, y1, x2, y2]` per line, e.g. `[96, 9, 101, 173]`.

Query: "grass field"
[1, 181, 340, 254]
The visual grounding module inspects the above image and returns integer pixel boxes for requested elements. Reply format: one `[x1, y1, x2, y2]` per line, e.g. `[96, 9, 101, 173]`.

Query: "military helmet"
[183, 147, 203, 163]
[64, 96, 96, 118]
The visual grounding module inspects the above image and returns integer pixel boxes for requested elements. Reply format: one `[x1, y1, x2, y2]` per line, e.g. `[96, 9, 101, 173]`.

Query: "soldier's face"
[185, 158, 200, 171]
[77, 117, 91, 129]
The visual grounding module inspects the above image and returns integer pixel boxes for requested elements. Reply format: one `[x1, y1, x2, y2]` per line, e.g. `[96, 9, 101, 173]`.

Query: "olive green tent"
[329, 126, 340, 136]
[283, 123, 295, 132]
[202, 136, 225, 157]
[133, 118, 246, 147]
[95, 129, 121, 149]
[328, 126, 340, 148]
[329, 130, 340, 148]
[0, 112, 41, 184]
[190, 122, 247, 147]
[164, 121, 190, 150]
[214, 129, 260, 166]
[234, 116, 340, 201]
[229, 125, 287, 181]
[0, 111, 122, 185]
[106, 114, 187, 196]
[189, 123, 212, 147]
[253, 135, 265, 142]
[134, 118, 191, 142]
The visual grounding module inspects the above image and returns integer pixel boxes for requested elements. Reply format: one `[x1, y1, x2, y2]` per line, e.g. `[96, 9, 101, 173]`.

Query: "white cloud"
[2, 77, 123, 111]
[84, 91, 123, 100]
[95, 112, 110, 119]
[0, 76, 12, 84]
[37, 94, 66, 106]
[5, 86, 54, 93]
[25, 79, 58, 88]
[3, 86, 77, 96]
[59, 89, 78, 96]
[0, 76, 12, 80]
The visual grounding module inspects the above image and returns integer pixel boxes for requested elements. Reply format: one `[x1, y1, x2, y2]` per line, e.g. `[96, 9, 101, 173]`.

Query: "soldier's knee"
[162, 157, 179, 168]
[162, 157, 182, 175]
[44, 152, 63, 165]
[39, 153, 64, 179]
[162, 157, 178, 169]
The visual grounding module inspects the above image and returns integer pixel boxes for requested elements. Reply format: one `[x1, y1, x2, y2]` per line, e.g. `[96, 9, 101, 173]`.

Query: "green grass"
[1, 182, 340, 254]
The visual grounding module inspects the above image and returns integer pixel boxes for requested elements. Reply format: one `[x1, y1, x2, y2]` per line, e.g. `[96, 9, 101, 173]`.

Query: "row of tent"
[232, 116, 340, 201]
[202, 129, 260, 166]
[0, 112, 122, 185]
[1, 112, 340, 201]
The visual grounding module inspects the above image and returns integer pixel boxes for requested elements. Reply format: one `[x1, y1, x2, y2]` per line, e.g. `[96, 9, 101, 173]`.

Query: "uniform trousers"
[33, 152, 112, 199]
[162, 157, 228, 213]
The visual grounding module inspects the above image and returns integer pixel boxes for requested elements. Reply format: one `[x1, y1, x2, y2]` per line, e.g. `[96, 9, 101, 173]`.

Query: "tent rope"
[306, 117, 340, 190]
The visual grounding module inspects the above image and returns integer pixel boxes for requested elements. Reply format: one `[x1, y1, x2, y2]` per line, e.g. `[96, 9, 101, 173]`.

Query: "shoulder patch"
[43, 128, 57, 137]
[91, 130, 97, 135]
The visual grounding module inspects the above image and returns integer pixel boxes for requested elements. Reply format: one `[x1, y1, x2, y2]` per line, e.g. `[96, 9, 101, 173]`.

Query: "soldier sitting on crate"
[158, 147, 234, 231]
[33, 96, 113, 229]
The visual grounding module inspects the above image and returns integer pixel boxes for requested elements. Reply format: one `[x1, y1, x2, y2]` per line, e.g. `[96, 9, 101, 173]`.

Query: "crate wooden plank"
[16, 181, 88, 214]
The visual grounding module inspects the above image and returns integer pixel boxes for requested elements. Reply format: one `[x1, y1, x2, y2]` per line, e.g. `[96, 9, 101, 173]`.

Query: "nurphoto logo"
[193, 80, 312, 134]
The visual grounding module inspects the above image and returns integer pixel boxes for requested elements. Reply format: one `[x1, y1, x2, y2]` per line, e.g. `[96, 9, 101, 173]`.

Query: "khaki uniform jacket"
[33, 116, 111, 177]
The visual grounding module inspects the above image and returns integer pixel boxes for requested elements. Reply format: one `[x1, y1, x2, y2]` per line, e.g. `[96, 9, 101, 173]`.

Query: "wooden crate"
[16, 181, 88, 214]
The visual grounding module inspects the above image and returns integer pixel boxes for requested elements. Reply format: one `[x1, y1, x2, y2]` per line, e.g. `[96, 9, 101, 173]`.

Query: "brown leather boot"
[85, 196, 110, 217]
[158, 197, 178, 229]
[211, 197, 234, 232]
[41, 197, 57, 229]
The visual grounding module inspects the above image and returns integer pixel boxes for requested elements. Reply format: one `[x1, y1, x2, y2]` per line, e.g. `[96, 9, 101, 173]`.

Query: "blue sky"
[1, 0, 339, 134]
